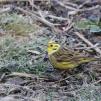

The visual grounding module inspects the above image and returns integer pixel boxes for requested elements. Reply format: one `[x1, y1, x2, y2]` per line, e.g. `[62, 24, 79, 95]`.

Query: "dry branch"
[14, 6, 60, 27]
[74, 32, 101, 55]
[0, 7, 11, 14]
[0, 0, 27, 3]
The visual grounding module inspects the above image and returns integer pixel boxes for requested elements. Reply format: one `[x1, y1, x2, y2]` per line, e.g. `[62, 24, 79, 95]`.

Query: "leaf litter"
[0, 0, 101, 101]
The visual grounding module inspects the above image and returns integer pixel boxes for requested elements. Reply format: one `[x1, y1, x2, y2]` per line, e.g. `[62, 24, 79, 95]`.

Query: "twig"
[8, 72, 47, 81]
[68, 5, 100, 16]
[54, 0, 100, 12]
[8, 72, 38, 79]
[65, 1, 78, 8]
[78, 0, 90, 9]
[74, 32, 101, 55]
[46, 14, 68, 21]
[54, 0, 77, 11]
[55, 0, 100, 16]
[77, 5, 100, 12]
[63, 22, 74, 32]
[93, 79, 101, 85]
[0, 0, 27, 3]
[75, 46, 101, 50]
[56, 0, 77, 11]
[3, 95, 39, 101]
[14, 6, 60, 27]
[28, 0, 40, 10]
[0, 83, 32, 90]
[0, 73, 6, 82]
[0, 7, 11, 14]
[28, 0, 70, 22]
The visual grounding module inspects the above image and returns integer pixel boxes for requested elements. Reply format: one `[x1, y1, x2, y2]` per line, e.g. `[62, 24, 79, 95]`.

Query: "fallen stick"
[0, 7, 11, 14]
[74, 32, 101, 55]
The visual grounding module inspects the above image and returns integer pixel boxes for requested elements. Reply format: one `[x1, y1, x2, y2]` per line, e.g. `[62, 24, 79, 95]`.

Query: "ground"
[0, 0, 101, 101]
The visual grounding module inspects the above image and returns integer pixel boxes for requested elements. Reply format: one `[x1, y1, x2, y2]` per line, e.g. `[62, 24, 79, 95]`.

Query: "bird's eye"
[50, 45, 53, 47]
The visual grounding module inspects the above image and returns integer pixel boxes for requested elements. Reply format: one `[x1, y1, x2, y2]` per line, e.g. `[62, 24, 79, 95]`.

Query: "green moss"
[0, 13, 40, 36]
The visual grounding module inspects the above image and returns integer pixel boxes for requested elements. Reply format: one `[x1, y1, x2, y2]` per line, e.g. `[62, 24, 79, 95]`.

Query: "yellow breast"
[49, 54, 79, 69]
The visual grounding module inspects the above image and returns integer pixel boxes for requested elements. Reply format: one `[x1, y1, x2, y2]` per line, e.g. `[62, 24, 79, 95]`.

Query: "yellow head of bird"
[47, 41, 60, 55]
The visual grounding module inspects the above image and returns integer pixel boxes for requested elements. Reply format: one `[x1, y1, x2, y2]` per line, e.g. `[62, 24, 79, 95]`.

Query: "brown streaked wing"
[52, 47, 82, 62]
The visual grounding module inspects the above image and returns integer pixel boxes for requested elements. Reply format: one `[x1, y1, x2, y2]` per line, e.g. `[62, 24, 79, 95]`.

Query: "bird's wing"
[53, 47, 77, 62]
[53, 47, 91, 63]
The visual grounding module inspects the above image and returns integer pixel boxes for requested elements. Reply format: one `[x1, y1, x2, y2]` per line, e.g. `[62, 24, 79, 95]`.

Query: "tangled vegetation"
[0, 0, 101, 101]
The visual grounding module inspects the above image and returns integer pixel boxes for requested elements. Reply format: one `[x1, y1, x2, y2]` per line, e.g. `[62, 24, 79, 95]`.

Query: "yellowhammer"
[47, 41, 97, 70]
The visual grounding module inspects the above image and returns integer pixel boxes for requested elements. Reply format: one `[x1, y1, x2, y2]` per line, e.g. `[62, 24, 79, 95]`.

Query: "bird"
[47, 40, 97, 70]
